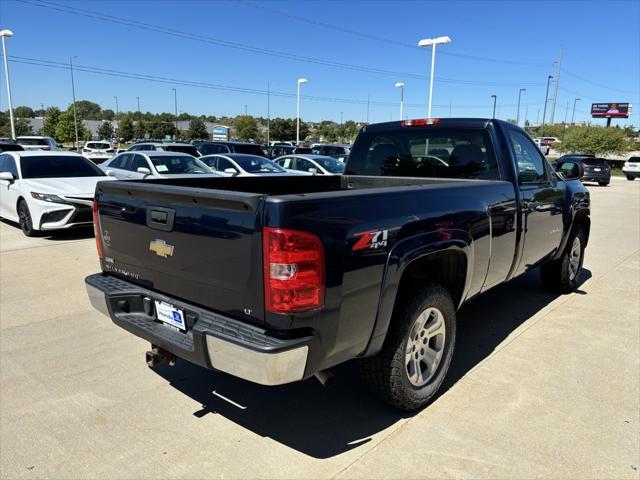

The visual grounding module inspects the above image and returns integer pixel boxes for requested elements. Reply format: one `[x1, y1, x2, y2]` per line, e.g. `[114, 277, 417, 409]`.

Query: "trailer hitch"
[146, 345, 176, 367]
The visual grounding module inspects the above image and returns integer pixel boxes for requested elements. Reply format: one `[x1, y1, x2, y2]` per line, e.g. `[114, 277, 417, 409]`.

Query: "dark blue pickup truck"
[86, 118, 590, 410]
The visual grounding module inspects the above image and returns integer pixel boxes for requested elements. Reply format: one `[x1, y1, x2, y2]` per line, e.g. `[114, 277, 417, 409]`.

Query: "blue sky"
[1, 0, 639, 126]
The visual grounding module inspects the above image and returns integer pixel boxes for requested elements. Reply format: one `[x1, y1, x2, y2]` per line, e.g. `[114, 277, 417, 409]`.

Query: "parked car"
[0, 141, 24, 153]
[194, 141, 266, 157]
[622, 156, 640, 181]
[199, 154, 290, 176]
[532, 138, 550, 155]
[86, 118, 590, 411]
[128, 142, 201, 157]
[556, 156, 611, 186]
[541, 137, 561, 146]
[274, 154, 346, 175]
[15, 136, 59, 151]
[312, 144, 351, 161]
[265, 145, 295, 159]
[100, 151, 217, 180]
[82, 141, 115, 163]
[0, 151, 115, 236]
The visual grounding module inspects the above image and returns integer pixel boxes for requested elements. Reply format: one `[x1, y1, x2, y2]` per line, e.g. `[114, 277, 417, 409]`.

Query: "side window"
[296, 158, 315, 172]
[509, 130, 547, 183]
[278, 157, 293, 169]
[110, 154, 130, 169]
[217, 158, 235, 171]
[201, 156, 217, 170]
[0, 154, 6, 173]
[129, 154, 150, 171]
[4, 156, 19, 177]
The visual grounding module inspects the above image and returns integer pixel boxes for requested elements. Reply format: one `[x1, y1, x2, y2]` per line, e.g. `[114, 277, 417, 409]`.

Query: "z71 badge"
[352, 229, 389, 251]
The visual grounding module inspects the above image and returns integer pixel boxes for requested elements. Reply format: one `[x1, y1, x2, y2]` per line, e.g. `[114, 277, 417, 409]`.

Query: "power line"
[15, 0, 544, 87]
[561, 68, 640, 95]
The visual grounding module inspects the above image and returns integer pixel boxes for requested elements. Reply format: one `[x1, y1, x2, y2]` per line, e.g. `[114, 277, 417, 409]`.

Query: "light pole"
[136, 96, 140, 112]
[113, 96, 119, 133]
[340, 111, 343, 124]
[571, 98, 580, 124]
[69, 56, 79, 151]
[244, 104, 248, 116]
[516, 88, 526, 125]
[0, 30, 15, 140]
[418, 35, 451, 118]
[540, 75, 553, 140]
[296, 78, 307, 144]
[394, 82, 405, 120]
[491, 95, 497, 118]
[40, 103, 45, 131]
[172, 88, 178, 139]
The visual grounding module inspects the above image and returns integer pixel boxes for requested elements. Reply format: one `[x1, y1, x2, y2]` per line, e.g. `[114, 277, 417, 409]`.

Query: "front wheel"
[540, 227, 585, 293]
[627, 175, 636, 181]
[598, 181, 609, 186]
[360, 284, 456, 411]
[18, 200, 37, 237]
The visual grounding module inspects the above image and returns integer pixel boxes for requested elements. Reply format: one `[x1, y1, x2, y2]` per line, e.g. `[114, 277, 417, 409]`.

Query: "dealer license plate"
[155, 301, 186, 331]
[593, 168, 601, 171]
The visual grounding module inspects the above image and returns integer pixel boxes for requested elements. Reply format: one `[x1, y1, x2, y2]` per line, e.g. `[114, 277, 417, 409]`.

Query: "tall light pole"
[172, 88, 178, 138]
[540, 75, 553, 140]
[571, 98, 580, 125]
[340, 111, 343, 124]
[0, 30, 15, 140]
[113, 96, 119, 132]
[69, 56, 79, 151]
[394, 82, 405, 120]
[516, 88, 526, 125]
[418, 35, 452, 118]
[267, 81, 270, 145]
[296, 78, 307, 144]
[40, 103, 45, 132]
[491, 95, 497, 118]
[136, 96, 140, 112]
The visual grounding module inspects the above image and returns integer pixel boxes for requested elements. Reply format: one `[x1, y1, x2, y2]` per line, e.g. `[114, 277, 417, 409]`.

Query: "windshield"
[163, 145, 200, 156]
[17, 138, 48, 146]
[232, 144, 265, 156]
[20, 155, 106, 178]
[235, 156, 285, 173]
[149, 155, 212, 174]
[87, 142, 111, 149]
[315, 156, 345, 173]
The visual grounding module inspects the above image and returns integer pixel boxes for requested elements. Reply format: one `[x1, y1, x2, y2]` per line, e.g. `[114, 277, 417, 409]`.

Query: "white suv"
[623, 156, 640, 181]
[82, 141, 115, 163]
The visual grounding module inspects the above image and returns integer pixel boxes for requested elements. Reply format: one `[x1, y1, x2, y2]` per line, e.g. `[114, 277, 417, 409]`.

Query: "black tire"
[540, 226, 585, 293]
[627, 175, 636, 181]
[17, 200, 37, 237]
[598, 181, 609, 186]
[360, 284, 456, 411]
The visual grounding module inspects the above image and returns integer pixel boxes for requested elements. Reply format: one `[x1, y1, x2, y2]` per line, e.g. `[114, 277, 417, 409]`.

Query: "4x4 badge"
[149, 239, 174, 258]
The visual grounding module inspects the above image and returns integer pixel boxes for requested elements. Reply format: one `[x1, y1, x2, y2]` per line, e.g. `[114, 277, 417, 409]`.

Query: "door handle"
[146, 207, 175, 232]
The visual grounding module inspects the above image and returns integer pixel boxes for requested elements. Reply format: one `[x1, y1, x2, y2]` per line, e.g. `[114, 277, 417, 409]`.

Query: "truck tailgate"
[95, 181, 266, 324]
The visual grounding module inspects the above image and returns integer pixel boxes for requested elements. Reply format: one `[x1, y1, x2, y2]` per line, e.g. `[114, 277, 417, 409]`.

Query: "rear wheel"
[17, 200, 37, 237]
[540, 226, 585, 293]
[598, 181, 609, 186]
[360, 284, 456, 411]
[627, 175, 636, 181]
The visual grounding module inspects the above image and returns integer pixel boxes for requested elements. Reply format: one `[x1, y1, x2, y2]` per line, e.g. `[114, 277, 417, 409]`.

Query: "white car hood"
[22, 176, 115, 196]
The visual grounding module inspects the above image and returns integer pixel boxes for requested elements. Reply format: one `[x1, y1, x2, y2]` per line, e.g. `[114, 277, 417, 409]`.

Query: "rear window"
[582, 158, 608, 166]
[315, 156, 345, 173]
[20, 155, 105, 178]
[233, 144, 265, 156]
[87, 142, 111, 149]
[347, 127, 499, 180]
[17, 138, 47, 146]
[163, 145, 200, 156]
[149, 155, 212, 174]
[198, 144, 229, 156]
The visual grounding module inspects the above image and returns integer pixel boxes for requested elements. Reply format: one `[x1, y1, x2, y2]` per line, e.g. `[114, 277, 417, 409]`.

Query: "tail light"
[92, 199, 104, 259]
[401, 118, 440, 127]
[263, 227, 324, 313]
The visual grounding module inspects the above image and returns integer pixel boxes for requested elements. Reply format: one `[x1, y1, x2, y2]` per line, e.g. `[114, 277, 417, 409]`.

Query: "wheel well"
[16, 197, 26, 210]
[394, 250, 467, 315]
[573, 210, 590, 246]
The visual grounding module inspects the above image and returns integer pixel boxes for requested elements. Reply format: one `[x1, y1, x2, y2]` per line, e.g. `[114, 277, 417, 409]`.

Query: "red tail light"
[263, 227, 324, 313]
[92, 200, 104, 259]
[401, 118, 440, 127]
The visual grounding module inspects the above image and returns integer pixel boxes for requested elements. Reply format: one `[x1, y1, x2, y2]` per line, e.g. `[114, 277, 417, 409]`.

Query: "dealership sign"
[591, 103, 632, 118]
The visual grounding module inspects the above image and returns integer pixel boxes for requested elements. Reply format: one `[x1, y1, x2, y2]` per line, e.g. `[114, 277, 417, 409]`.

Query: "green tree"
[556, 126, 631, 156]
[15, 118, 33, 136]
[133, 119, 148, 139]
[269, 118, 293, 141]
[97, 121, 115, 140]
[117, 116, 135, 141]
[186, 118, 209, 140]
[234, 115, 258, 141]
[72, 100, 102, 120]
[102, 109, 115, 121]
[41, 107, 61, 137]
[55, 109, 88, 144]
[149, 121, 176, 140]
[14, 106, 35, 118]
[178, 112, 192, 121]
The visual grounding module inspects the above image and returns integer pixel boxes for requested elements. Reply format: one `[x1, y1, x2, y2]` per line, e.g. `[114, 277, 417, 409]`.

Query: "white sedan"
[99, 151, 219, 180]
[0, 151, 115, 236]
[274, 154, 346, 175]
[199, 153, 294, 176]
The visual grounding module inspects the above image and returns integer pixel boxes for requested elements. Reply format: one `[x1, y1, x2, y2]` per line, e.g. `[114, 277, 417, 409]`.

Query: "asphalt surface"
[1, 177, 639, 479]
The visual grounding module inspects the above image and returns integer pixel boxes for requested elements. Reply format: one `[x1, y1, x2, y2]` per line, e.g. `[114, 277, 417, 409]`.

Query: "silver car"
[100, 151, 218, 180]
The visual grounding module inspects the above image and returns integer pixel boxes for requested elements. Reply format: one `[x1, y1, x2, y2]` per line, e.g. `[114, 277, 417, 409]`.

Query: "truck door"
[507, 128, 564, 273]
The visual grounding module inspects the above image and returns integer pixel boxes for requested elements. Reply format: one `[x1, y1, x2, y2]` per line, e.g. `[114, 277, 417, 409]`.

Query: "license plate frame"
[593, 167, 601, 171]
[154, 300, 186, 331]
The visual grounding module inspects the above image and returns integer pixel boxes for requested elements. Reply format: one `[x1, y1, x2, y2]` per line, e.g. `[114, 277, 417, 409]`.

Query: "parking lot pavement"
[1, 177, 638, 480]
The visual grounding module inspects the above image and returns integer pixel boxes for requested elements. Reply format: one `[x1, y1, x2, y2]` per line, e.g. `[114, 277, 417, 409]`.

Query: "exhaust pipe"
[314, 369, 335, 387]
[146, 345, 176, 367]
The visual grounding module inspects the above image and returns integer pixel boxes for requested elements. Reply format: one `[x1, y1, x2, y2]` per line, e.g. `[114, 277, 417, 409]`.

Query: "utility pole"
[267, 81, 270, 145]
[172, 88, 178, 138]
[136, 96, 140, 112]
[491, 95, 497, 118]
[114, 96, 119, 133]
[340, 111, 343, 124]
[550, 46, 563, 124]
[540, 75, 553, 140]
[69, 56, 79, 151]
[366, 94, 370, 123]
[244, 104, 248, 116]
[516, 88, 526, 125]
[571, 98, 580, 124]
[564, 101, 569, 124]
[524, 105, 529, 125]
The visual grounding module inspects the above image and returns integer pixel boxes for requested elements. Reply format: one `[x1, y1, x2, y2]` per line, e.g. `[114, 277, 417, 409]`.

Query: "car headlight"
[30, 192, 67, 203]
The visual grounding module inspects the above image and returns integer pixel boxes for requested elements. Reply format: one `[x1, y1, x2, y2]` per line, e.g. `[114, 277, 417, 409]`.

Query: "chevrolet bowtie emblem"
[149, 239, 174, 258]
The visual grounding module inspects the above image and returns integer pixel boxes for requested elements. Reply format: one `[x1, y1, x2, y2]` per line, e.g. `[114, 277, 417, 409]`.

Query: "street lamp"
[491, 94, 497, 118]
[1, 29, 16, 139]
[113, 96, 119, 133]
[394, 82, 405, 120]
[418, 35, 451, 118]
[296, 78, 307, 144]
[516, 88, 526, 125]
[136, 96, 140, 112]
[172, 88, 178, 139]
[540, 75, 553, 140]
[69, 56, 79, 151]
[571, 97, 580, 125]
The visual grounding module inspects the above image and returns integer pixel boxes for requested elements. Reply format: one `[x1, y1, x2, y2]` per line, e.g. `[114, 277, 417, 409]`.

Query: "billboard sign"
[212, 125, 230, 141]
[591, 103, 631, 118]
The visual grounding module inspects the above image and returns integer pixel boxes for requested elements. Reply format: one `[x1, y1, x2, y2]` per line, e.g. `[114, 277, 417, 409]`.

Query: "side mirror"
[105, 169, 116, 177]
[0, 171, 15, 182]
[224, 168, 238, 176]
[518, 170, 538, 184]
[137, 167, 151, 175]
[555, 161, 583, 180]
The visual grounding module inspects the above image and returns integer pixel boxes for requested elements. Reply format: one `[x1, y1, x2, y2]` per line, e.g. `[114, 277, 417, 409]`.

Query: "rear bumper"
[582, 171, 611, 182]
[85, 273, 312, 385]
[622, 169, 640, 178]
